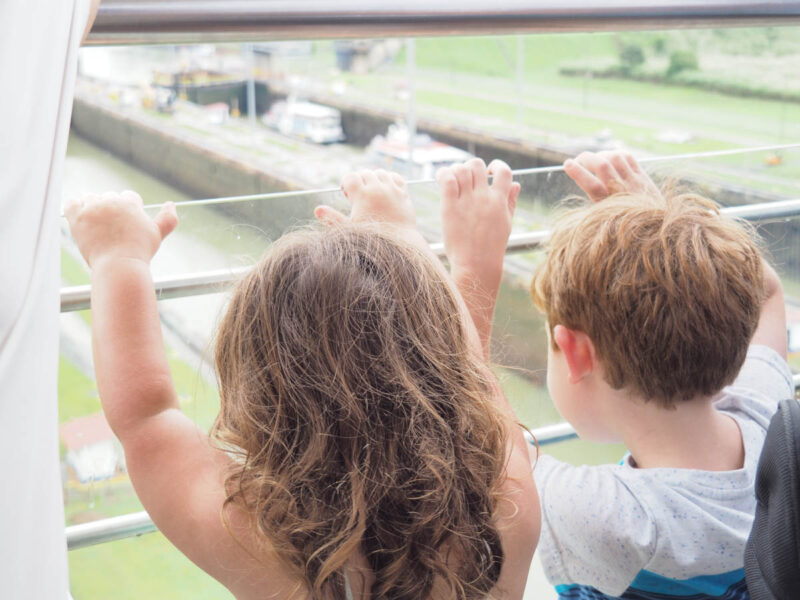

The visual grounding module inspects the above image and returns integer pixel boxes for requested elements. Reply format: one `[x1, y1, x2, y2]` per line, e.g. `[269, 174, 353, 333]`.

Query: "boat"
[263, 98, 345, 144]
[367, 122, 474, 179]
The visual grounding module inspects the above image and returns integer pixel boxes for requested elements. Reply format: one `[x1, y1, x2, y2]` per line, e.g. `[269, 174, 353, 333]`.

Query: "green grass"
[58, 357, 100, 424]
[541, 438, 628, 466]
[61, 249, 91, 286]
[69, 532, 232, 600]
[399, 34, 619, 78]
[328, 33, 800, 184]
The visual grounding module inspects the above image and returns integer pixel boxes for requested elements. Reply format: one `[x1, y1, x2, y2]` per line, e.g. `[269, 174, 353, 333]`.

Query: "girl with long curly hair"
[65, 160, 540, 600]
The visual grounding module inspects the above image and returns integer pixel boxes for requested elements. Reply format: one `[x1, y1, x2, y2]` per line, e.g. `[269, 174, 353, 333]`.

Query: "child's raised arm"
[752, 260, 787, 359]
[65, 192, 288, 596]
[436, 158, 520, 360]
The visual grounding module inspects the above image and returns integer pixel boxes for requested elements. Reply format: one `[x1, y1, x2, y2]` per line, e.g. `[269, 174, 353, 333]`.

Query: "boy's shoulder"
[714, 344, 794, 431]
[534, 450, 756, 595]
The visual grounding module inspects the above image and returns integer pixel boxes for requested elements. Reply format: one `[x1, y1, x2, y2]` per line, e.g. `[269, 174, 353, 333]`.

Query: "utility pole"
[245, 43, 256, 128]
[406, 38, 416, 174]
[516, 35, 524, 129]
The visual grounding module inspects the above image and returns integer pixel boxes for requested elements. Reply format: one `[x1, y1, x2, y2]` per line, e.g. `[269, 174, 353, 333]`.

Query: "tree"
[666, 50, 698, 77]
[619, 44, 645, 73]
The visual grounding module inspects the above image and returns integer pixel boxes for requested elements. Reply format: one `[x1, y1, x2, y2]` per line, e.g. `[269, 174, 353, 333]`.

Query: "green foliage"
[619, 44, 645, 73]
[651, 34, 669, 55]
[665, 49, 699, 78]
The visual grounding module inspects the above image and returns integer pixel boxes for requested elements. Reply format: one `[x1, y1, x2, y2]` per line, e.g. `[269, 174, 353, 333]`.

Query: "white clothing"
[533, 345, 794, 598]
[0, 2, 91, 598]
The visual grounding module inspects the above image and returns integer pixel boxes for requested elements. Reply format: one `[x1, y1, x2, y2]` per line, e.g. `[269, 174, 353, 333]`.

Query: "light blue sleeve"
[715, 345, 794, 430]
[533, 455, 657, 596]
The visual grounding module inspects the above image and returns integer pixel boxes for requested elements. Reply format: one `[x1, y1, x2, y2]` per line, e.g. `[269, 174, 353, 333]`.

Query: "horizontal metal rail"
[88, 0, 800, 45]
[67, 373, 800, 551]
[66, 511, 157, 551]
[59, 198, 800, 312]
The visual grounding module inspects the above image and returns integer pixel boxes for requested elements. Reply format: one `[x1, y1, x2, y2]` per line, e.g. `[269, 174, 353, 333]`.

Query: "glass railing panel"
[68, 533, 232, 600]
[61, 31, 800, 597]
[59, 293, 225, 532]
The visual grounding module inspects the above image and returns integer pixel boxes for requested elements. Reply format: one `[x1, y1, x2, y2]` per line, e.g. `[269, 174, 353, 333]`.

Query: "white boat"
[263, 99, 345, 144]
[367, 122, 474, 179]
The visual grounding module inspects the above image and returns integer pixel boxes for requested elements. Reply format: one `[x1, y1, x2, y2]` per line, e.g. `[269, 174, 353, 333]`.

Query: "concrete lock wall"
[71, 98, 318, 241]
[71, 94, 800, 376]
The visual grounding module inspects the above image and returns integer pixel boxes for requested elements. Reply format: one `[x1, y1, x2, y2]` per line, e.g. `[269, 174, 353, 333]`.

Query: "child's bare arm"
[752, 260, 787, 359]
[565, 150, 660, 202]
[436, 158, 520, 360]
[435, 161, 539, 557]
[65, 193, 286, 594]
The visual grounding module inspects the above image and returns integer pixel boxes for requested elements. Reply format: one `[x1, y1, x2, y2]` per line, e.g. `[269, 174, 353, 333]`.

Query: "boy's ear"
[553, 325, 596, 384]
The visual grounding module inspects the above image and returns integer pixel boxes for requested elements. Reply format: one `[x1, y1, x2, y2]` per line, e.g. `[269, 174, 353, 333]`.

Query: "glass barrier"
[68, 533, 231, 599]
[61, 30, 800, 599]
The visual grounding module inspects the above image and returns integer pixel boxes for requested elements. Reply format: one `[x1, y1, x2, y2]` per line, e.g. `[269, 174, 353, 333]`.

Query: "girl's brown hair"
[212, 224, 508, 600]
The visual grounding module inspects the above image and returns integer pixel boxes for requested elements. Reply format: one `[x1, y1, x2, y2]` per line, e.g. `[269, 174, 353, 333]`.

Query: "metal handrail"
[59, 198, 800, 312]
[67, 372, 800, 551]
[67, 511, 157, 551]
[87, 0, 800, 45]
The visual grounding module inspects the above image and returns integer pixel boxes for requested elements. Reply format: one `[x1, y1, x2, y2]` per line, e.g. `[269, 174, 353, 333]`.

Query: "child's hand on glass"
[317, 169, 416, 228]
[564, 150, 660, 202]
[64, 191, 177, 269]
[437, 158, 519, 280]
[316, 169, 426, 248]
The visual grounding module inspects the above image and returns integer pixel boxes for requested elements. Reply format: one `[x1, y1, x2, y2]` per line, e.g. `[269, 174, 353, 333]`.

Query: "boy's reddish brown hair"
[531, 192, 765, 408]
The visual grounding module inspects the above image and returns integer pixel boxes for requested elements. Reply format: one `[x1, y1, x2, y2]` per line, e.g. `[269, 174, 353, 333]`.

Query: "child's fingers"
[453, 163, 472, 195]
[466, 158, 488, 194]
[341, 172, 362, 200]
[375, 169, 393, 186]
[625, 153, 642, 173]
[63, 196, 84, 222]
[575, 151, 621, 185]
[488, 159, 513, 197]
[508, 182, 521, 216]
[314, 205, 348, 225]
[359, 170, 379, 188]
[119, 189, 144, 208]
[436, 167, 459, 200]
[564, 158, 609, 202]
[606, 153, 633, 181]
[154, 202, 178, 240]
[390, 172, 406, 190]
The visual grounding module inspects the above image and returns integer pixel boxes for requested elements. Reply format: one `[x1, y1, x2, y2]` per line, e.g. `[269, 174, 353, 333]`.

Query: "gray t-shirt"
[533, 345, 794, 598]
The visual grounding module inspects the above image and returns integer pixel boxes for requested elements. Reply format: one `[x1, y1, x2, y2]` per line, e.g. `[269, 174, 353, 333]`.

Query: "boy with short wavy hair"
[529, 151, 792, 599]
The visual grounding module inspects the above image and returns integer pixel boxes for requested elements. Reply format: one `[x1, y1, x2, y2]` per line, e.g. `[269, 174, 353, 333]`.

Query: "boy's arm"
[436, 158, 520, 360]
[65, 192, 284, 593]
[751, 260, 787, 359]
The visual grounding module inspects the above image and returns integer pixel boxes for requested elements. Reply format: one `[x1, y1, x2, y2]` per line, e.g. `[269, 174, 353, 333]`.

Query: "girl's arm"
[65, 192, 290, 596]
[436, 158, 520, 361]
